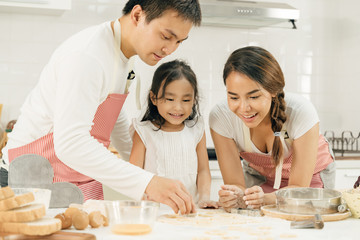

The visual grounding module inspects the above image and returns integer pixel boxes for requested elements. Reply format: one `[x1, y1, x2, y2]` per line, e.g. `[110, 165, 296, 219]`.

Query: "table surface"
[46, 205, 359, 240]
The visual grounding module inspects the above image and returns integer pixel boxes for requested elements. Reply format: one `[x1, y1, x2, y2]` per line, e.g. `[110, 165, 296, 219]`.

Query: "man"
[2, 0, 201, 214]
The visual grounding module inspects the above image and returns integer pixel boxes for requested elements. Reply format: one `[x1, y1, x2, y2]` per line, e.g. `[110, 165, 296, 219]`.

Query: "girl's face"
[151, 78, 195, 130]
[225, 71, 275, 129]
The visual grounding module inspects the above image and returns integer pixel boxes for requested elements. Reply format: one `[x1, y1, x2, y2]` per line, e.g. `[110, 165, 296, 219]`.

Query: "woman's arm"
[210, 129, 246, 190]
[129, 131, 146, 168]
[211, 129, 248, 211]
[245, 123, 320, 207]
[288, 122, 319, 187]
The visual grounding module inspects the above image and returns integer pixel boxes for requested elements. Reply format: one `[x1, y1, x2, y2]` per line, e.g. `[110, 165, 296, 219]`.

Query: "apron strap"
[241, 121, 285, 189]
[113, 19, 140, 109]
[242, 121, 252, 152]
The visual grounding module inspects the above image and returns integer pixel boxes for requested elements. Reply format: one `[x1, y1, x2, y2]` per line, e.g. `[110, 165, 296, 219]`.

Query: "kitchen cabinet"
[210, 160, 223, 201]
[335, 160, 360, 190]
[0, 0, 71, 15]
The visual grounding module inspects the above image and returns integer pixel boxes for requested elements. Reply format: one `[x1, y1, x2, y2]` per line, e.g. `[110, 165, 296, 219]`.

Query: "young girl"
[130, 60, 218, 209]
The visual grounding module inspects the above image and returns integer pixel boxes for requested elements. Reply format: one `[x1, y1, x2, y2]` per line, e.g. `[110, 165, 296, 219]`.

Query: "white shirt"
[2, 21, 154, 200]
[129, 117, 205, 199]
[209, 93, 319, 156]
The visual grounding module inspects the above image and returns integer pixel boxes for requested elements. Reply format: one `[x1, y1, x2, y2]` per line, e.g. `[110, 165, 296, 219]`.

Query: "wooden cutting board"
[261, 205, 351, 222]
[0, 231, 96, 240]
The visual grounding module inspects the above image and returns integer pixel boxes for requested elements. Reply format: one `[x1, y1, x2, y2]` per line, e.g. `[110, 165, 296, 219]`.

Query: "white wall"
[0, 0, 359, 147]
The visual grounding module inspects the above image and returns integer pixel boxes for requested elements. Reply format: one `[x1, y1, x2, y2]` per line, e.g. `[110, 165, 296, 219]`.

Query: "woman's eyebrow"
[227, 89, 260, 96]
[247, 89, 260, 95]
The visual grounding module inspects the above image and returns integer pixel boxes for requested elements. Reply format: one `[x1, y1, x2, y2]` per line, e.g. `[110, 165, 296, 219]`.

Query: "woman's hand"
[197, 199, 219, 209]
[218, 185, 246, 212]
[243, 186, 264, 209]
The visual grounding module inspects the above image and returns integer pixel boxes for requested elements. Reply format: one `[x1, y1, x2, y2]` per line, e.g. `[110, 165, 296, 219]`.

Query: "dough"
[54, 213, 72, 229]
[89, 211, 103, 228]
[72, 211, 89, 230]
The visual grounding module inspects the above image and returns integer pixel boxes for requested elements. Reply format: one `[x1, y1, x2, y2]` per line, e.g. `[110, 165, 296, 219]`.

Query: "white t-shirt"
[2, 21, 153, 200]
[129, 117, 205, 199]
[209, 93, 319, 156]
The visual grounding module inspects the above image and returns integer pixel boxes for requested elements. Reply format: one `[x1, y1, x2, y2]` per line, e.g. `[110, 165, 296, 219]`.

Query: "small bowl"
[12, 188, 51, 210]
[105, 200, 159, 235]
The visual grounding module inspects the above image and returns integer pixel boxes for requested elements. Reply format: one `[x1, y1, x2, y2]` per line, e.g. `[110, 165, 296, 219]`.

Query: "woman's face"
[225, 71, 275, 129]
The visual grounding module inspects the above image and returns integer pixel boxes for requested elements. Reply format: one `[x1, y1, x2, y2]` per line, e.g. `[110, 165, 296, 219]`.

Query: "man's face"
[134, 10, 193, 66]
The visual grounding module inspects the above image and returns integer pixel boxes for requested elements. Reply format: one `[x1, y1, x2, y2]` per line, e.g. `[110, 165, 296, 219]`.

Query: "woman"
[209, 46, 335, 210]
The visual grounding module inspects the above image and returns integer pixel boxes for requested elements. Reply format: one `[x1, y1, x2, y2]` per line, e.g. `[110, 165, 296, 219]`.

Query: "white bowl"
[12, 188, 51, 209]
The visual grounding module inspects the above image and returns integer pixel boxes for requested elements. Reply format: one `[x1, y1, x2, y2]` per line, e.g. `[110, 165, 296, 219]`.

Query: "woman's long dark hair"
[142, 59, 199, 129]
[223, 46, 287, 166]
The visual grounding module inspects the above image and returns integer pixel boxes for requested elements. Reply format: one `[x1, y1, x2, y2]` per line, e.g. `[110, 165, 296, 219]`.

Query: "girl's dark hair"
[142, 60, 199, 129]
[223, 46, 287, 167]
[123, 0, 201, 26]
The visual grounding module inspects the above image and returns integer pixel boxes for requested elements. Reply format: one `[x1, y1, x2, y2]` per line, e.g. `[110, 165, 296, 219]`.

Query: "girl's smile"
[151, 77, 195, 131]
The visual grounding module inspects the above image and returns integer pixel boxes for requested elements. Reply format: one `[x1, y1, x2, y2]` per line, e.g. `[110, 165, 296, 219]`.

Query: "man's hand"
[145, 176, 196, 214]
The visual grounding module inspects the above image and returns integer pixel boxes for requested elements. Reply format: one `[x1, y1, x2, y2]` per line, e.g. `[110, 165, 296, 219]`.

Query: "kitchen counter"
[47, 205, 359, 240]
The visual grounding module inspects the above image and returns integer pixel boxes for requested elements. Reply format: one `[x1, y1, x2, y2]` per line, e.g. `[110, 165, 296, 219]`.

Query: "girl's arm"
[129, 131, 146, 169]
[196, 133, 218, 208]
[196, 133, 211, 201]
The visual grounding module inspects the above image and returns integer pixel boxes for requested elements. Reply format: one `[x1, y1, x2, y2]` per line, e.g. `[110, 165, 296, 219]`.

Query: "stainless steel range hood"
[200, 0, 300, 29]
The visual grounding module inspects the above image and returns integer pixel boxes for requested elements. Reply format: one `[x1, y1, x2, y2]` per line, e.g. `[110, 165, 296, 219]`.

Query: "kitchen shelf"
[0, 0, 71, 15]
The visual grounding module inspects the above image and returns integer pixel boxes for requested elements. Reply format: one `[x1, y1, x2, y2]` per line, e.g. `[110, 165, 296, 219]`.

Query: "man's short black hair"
[123, 0, 201, 26]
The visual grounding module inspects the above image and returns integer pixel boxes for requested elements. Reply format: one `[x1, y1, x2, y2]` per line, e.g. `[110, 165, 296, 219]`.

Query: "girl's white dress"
[130, 117, 205, 200]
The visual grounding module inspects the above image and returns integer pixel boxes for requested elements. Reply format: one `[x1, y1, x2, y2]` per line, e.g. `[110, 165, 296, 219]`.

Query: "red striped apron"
[8, 93, 128, 201]
[241, 134, 334, 193]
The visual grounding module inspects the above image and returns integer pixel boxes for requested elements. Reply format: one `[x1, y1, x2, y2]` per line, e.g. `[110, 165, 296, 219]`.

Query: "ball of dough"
[64, 207, 81, 219]
[55, 213, 72, 229]
[102, 214, 109, 227]
[72, 210, 89, 230]
[89, 211, 104, 228]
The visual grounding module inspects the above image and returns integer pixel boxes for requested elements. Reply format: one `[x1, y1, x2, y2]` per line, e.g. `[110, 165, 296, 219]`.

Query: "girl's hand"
[243, 186, 264, 209]
[198, 199, 219, 209]
[218, 185, 246, 212]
